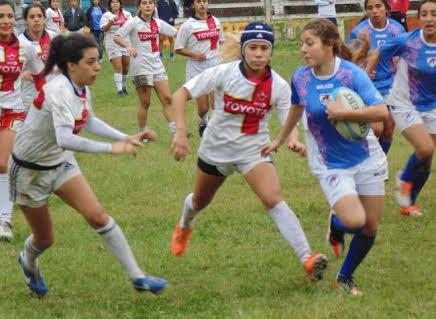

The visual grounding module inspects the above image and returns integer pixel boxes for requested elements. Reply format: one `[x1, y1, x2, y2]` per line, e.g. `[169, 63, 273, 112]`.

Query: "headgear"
[240, 22, 275, 54]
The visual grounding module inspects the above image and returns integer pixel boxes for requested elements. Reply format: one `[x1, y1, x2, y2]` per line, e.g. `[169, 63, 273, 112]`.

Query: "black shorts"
[197, 158, 224, 177]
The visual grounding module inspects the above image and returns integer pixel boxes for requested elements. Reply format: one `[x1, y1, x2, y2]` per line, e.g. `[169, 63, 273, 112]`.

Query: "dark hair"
[48, 0, 59, 9]
[0, 0, 15, 14]
[23, 4, 46, 20]
[136, 0, 156, 7]
[418, 0, 436, 16]
[364, 0, 390, 12]
[108, 0, 123, 13]
[44, 34, 97, 76]
[302, 19, 352, 61]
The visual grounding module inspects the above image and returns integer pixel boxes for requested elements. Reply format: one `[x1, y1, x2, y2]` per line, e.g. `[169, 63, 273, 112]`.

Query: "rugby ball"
[331, 87, 369, 141]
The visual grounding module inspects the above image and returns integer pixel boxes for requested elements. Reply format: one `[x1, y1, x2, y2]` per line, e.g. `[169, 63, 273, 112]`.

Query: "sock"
[122, 75, 128, 89]
[269, 201, 311, 264]
[411, 170, 431, 204]
[97, 217, 144, 280]
[138, 126, 148, 133]
[0, 173, 13, 223]
[114, 73, 123, 92]
[180, 193, 199, 230]
[159, 51, 163, 58]
[23, 235, 45, 275]
[331, 214, 364, 234]
[339, 233, 376, 278]
[200, 113, 208, 124]
[168, 121, 176, 134]
[401, 153, 428, 183]
[378, 138, 392, 155]
[170, 52, 174, 59]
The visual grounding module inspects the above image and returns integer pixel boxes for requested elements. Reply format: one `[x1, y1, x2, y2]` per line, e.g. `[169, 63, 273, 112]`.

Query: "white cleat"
[395, 172, 412, 208]
[0, 221, 13, 241]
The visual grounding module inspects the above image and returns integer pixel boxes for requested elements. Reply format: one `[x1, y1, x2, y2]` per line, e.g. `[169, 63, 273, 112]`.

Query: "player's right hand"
[111, 141, 137, 157]
[191, 52, 206, 61]
[171, 131, 191, 162]
[127, 46, 138, 58]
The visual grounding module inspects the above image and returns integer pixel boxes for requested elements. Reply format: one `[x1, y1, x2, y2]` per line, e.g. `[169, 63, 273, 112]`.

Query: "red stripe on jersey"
[223, 71, 273, 135]
[52, 9, 62, 25]
[137, 19, 159, 52]
[114, 11, 127, 26]
[0, 36, 24, 92]
[193, 17, 220, 50]
[38, 31, 52, 64]
[73, 92, 88, 134]
[0, 109, 26, 131]
[33, 86, 45, 110]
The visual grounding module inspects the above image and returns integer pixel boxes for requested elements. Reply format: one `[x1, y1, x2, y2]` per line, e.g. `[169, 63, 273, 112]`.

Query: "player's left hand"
[21, 70, 33, 81]
[261, 139, 281, 157]
[127, 129, 158, 145]
[326, 95, 343, 123]
[288, 138, 306, 156]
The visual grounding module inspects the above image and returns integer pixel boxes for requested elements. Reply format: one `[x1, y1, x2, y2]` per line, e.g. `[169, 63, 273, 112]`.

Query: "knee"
[362, 223, 379, 236]
[416, 144, 434, 161]
[162, 95, 172, 106]
[140, 101, 150, 110]
[263, 195, 282, 210]
[341, 214, 366, 230]
[84, 204, 108, 229]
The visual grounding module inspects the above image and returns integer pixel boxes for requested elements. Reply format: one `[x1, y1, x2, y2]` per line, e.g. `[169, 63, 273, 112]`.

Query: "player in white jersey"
[100, 0, 132, 96]
[9, 34, 167, 296]
[366, 0, 436, 217]
[19, 4, 57, 112]
[44, 0, 64, 34]
[0, 0, 44, 241]
[114, 0, 177, 135]
[263, 19, 389, 296]
[175, 0, 224, 136]
[170, 22, 328, 283]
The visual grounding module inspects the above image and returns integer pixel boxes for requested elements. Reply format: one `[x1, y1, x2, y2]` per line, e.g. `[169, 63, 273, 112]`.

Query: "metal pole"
[265, 0, 272, 23]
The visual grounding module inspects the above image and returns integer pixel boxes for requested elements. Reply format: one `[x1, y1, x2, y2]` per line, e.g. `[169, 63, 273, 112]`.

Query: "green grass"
[0, 43, 435, 319]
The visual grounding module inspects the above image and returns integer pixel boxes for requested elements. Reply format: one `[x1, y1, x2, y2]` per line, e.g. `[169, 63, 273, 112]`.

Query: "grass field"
[0, 43, 435, 319]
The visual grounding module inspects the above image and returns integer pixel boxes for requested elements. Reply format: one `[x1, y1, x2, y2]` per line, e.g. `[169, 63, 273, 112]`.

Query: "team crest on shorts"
[403, 111, 414, 123]
[326, 174, 339, 188]
[427, 57, 436, 68]
[319, 93, 333, 106]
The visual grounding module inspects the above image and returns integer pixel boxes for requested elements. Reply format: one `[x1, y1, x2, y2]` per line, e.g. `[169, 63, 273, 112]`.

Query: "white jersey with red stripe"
[45, 8, 64, 34]
[18, 30, 57, 111]
[0, 35, 44, 111]
[117, 16, 177, 76]
[183, 60, 290, 164]
[175, 15, 224, 61]
[13, 73, 93, 166]
[100, 10, 132, 51]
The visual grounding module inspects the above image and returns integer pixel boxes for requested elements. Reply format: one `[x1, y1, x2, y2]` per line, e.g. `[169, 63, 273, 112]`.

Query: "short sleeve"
[379, 33, 407, 60]
[174, 22, 189, 50]
[157, 19, 177, 37]
[49, 88, 76, 129]
[290, 74, 301, 106]
[117, 18, 135, 38]
[25, 44, 44, 75]
[352, 67, 384, 107]
[183, 64, 225, 99]
[218, 20, 224, 43]
[100, 12, 109, 29]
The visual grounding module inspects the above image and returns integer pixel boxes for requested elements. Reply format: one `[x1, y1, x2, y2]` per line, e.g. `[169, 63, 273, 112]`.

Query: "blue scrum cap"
[240, 22, 275, 52]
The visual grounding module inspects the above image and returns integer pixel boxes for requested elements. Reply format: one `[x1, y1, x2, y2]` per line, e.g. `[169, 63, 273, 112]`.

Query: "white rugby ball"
[332, 87, 369, 141]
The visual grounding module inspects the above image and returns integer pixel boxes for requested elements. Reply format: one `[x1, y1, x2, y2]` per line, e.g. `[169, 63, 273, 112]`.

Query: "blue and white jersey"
[381, 29, 436, 112]
[348, 18, 405, 95]
[291, 57, 384, 169]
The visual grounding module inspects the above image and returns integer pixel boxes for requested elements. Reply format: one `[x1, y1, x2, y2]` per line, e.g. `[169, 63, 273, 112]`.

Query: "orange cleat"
[303, 252, 328, 281]
[171, 224, 193, 256]
[395, 173, 413, 208]
[400, 205, 422, 217]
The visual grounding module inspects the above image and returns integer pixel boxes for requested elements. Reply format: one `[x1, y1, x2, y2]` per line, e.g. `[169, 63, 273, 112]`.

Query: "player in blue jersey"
[366, 0, 436, 217]
[348, 0, 405, 154]
[263, 19, 389, 296]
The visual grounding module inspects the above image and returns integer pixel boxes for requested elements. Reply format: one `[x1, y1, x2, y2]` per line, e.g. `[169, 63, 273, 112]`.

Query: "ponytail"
[44, 34, 97, 76]
[348, 31, 371, 66]
[219, 32, 242, 62]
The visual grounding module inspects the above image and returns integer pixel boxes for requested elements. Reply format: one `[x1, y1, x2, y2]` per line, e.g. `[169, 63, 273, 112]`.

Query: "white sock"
[97, 217, 144, 280]
[122, 75, 128, 89]
[0, 173, 13, 223]
[200, 113, 208, 124]
[114, 73, 123, 92]
[24, 235, 45, 274]
[269, 201, 311, 264]
[180, 193, 199, 230]
[168, 121, 176, 134]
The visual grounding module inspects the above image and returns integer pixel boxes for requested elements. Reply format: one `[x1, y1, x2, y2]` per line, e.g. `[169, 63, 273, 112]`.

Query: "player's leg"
[244, 162, 327, 281]
[196, 95, 209, 137]
[0, 128, 15, 240]
[121, 55, 130, 95]
[55, 174, 166, 293]
[154, 79, 176, 134]
[135, 84, 153, 133]
[171, 160, 227, 256]
[110, 56, 124, 95]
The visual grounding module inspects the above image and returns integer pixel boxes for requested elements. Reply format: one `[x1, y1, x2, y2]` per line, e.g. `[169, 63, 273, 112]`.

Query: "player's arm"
[170, 87, 192, 162]
[114, 22, 136, 57]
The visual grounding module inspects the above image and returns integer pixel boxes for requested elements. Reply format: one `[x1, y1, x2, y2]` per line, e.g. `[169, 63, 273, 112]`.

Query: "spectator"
[388, 0, 409, 31]
[157, 0, 178, 59]
[13, 0, 28, 35]
[64, 0, 87, 33]
[87, 0, 106, 63]
[316, 0, 337, 26]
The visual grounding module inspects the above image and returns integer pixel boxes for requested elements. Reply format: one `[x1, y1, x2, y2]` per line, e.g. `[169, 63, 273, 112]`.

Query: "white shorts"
[390, 105, 436, 134]
[198, 154, 273, 177]
[9, 157, 81, 208]
[315, 153, 387, 207]
[186, 57, 221, 82]
[131, 72, 168, 88]
[105, 44, 129, 61]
